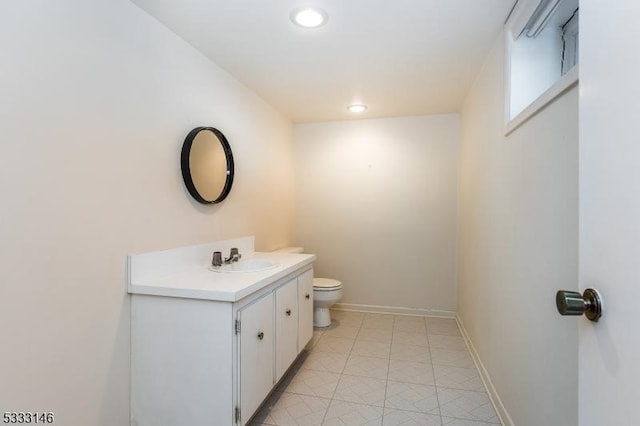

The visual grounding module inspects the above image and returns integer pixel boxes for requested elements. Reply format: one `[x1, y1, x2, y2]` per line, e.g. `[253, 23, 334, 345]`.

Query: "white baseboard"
[332, 303, 456, 318]
[456, 314, 513, 426]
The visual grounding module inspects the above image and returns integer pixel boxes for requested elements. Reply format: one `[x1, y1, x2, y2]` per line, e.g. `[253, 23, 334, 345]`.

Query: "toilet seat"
[313, 278, 343, 291]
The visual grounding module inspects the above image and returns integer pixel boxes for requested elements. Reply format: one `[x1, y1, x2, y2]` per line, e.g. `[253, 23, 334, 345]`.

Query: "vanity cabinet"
[275, 278, 299, 382]
[130, 264, 314, 426]
[239, 293, 274, 423]
[297, 269, 314, 351]
[238, 270, 314, 425]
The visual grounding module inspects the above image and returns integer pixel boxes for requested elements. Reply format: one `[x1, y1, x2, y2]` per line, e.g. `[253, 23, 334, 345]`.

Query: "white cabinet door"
[297, 269, 314, 351]
[239, 293, 274, 425]
[275, 278, 299, 382]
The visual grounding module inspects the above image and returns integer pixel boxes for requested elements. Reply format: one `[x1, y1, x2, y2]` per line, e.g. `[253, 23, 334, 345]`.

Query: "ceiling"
[131, 0, 516, 123]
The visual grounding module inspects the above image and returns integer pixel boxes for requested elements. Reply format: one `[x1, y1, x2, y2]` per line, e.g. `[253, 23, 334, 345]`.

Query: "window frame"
[504, 0, 579, 135]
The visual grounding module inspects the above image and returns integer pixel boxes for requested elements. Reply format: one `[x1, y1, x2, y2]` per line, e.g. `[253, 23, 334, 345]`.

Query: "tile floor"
[250, 310, 501, 426]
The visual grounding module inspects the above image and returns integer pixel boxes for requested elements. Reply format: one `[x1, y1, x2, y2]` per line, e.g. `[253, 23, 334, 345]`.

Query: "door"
[239, 294, 274, 425]
[275, 278, 298, 382]
[297, 269, 314, 350]
[579, 1, 640, 423]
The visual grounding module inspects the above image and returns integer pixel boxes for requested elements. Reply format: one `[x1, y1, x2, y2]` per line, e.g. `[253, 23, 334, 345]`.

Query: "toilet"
[312, 278, 343, 327]
[272, 247, 343, 328]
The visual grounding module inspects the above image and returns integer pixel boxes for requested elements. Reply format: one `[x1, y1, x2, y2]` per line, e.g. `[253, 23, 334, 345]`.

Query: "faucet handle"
[231, 248, 241, 260]
[225, 247, 241, 263]
[212, 251, 223, 267]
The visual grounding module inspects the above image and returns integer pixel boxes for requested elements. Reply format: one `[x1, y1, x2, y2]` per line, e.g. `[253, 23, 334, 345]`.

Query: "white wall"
[458, 34, 578, 425]
[294, 115, 459, 313]
[0, 1, 294, 424]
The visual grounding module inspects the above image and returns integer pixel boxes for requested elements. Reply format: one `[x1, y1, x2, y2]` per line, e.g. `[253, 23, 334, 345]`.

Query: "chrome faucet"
[224, 247, 242, 264]
[212, 248, 241, 268]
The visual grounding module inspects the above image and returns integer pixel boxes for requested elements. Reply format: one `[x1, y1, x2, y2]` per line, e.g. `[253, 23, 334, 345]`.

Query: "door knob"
[556, 288, 602, 322]
[257, 331, 264, 340]
[286, 309, 292, 316]
[305, 294, 310, 300]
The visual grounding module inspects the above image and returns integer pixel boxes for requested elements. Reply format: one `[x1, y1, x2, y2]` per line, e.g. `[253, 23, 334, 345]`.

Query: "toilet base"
[314, 307, 332, 328]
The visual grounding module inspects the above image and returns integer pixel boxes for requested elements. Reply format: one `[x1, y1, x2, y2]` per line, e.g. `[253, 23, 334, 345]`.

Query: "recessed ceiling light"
[347, 104, 368, 113]
[290, 7, 328, 29]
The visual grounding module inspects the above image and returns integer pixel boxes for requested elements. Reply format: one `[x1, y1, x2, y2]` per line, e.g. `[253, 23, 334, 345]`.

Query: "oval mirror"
[181, 127, 234, 204]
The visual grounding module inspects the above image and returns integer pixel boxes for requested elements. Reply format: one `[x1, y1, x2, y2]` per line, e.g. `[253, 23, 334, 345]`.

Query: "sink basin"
[209, 258, 278, 273]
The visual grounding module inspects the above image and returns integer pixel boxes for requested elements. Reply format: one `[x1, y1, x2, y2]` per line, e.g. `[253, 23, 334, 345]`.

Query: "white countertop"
[128, 251, 316, 302]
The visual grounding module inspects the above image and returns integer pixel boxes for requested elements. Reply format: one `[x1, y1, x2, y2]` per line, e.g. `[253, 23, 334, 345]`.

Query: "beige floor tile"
[384, 381, 440, 414]
[306, 329, 324, 350]
[438, 388, 500, 424]
[302, 350, 349, 373]
[430, 349, 475, 368]
[278, 368, 341, 398]
[393, 322, 427, 334]
[314, 336, 355, 354]
[362, 314, 395, 330]
[382, 409, 442, 426]
[433, 365, 485, 392]
[343, 355, 390, 379]
[390, 343, 431, 363]
[331, 310, 365, 327]
[392, 331, 429, 347]
[352, 340, 392, 359]
[324, 324, 361, 339]
[427, 320, 462, 336]
[333, 374, 387, 407]
[428, 335, 467, 350]
[357, 327, 393, 343]
[393, 316, 427, 333]
[254, 311, 500, 426]
[323, 400, 384, 425]
[387, 359, 435, 385]
[251, 391, 330, 426]
[442, 417, 501, 425]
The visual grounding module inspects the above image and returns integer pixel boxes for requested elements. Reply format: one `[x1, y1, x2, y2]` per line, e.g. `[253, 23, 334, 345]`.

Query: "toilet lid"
[313, 278, 343, 290]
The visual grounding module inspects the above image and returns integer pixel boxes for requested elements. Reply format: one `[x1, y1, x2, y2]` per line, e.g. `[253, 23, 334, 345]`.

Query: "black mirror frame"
[180, 126, 235, 204]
